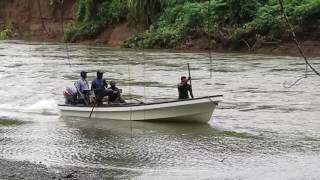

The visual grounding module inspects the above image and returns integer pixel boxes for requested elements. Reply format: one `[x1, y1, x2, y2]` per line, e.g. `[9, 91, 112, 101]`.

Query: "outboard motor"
[63, 84, 77, 105]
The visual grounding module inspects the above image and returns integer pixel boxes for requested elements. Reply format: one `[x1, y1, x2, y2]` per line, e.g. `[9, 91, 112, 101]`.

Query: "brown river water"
[0, 41, 320, 179]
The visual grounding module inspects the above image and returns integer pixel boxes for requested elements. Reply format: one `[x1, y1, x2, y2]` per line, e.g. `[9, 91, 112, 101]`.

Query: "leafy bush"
[122, 33, 144, 48]
[64, 22, 102, 42]
[243, 3, 287, 38]
[125, 0, 262, 48]
[97, 0, 128, 24]
[294, 0, 320, 30]
[0, 28, 11, 40]
[243, 0, 320, 39]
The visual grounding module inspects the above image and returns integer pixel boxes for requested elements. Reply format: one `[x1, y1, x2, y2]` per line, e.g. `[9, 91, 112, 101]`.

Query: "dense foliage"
[63, 0, 320, 49]
[0, 28, 11, 40]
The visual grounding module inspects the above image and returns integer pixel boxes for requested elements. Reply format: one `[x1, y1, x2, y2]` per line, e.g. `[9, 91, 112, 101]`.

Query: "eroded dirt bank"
[0, 0, 77, 41]
[0, 0, 320, 57]
[0, 0, 137, 46]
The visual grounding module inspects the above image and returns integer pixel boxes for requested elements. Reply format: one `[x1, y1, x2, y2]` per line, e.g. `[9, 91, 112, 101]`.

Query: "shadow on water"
[61, 117, 256, 140]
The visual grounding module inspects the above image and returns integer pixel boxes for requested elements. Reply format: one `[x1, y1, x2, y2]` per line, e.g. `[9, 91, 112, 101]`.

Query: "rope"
[278, 0, 320, 82]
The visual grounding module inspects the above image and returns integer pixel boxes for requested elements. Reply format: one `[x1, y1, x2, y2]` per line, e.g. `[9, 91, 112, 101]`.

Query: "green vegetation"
[64, 0, 320, 49]
[0, 28, 11, 40]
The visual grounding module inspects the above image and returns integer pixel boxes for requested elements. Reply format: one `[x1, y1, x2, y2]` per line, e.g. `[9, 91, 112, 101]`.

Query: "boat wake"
[22, 99, 59, 115]
[0, 99, 59, 116]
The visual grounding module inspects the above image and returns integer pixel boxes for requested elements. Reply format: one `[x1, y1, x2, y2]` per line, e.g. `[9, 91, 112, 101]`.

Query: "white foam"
[22, 99, 59, 115]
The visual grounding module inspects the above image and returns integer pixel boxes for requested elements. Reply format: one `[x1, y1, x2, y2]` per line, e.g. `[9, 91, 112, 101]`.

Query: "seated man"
[177, 76, 194, 99]
[75, 71, 90, 105]
[107, 81, 126, 104]
[91, 71, 113, 105]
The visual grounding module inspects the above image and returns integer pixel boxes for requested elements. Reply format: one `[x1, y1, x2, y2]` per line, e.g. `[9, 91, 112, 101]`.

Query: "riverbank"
[1, 0, 320, 57]
[0, 159, 137, 179]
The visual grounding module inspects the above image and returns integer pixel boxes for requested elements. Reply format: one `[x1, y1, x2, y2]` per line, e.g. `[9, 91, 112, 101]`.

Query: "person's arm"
[91, 81, 95, 91]
[79, 81, 84, 93]
[103, 79, 108, 89]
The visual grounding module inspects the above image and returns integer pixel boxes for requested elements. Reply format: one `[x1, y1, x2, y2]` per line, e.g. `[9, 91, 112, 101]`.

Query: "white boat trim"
[58, 95, 222, 123]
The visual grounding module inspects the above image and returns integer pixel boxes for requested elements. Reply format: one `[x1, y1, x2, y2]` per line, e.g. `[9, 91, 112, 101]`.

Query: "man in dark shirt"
[107, 81, 126, 103]
[91, 71, 113, 105]
[178, 76, 194, 99]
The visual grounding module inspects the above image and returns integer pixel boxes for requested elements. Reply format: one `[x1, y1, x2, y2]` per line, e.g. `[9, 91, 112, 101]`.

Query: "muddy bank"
[0, 159, 139, 179]
[0, 0, 138, 46]
[0, 0, 77, 42]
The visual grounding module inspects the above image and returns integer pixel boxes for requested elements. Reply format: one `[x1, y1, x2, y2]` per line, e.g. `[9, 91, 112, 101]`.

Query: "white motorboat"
[58, 95, 222, 123]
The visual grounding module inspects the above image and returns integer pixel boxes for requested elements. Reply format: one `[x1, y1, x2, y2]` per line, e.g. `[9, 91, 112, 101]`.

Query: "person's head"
[181, 76, 187, 83]
[97, 71, 103, 79]
[110, 80, 116, 87]
[80, 71, 87, 79]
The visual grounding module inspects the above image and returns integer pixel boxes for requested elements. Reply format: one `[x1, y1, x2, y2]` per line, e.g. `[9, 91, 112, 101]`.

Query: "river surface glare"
[0, 41, 320, 179]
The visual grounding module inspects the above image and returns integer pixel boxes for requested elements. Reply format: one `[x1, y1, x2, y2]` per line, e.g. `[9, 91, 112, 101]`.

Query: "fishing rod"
[89, 98, 96, 118]
[278, 0, 320, 88]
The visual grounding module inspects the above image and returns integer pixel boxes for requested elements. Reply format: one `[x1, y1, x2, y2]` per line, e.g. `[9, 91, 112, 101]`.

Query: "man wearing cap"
[75, 71, 90, 104]
[91, 71, 113, 105]
[177, 76, 194, 99]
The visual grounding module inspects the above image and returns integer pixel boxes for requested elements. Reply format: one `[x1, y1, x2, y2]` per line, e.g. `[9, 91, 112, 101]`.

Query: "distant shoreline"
[3, 38, 320, 58]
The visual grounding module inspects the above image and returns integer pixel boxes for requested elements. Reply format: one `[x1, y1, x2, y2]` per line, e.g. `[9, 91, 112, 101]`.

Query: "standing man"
[177, 76, 194, 99]
[91, 71, 112, 105]
[75, 71, 90, 104]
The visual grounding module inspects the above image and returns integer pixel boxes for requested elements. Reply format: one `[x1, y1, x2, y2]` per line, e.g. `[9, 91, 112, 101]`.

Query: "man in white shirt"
[75, 71, 90, 105]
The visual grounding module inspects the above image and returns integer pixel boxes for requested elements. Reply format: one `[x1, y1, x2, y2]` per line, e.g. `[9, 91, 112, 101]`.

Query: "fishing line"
[283, 75, 307, 88]
[59, 1, 72, 67]
[141, 48, 147, 121]
[207, 0, 213, 79]
[128, 54, 133, 138]
[37, 0, 50, 37]
[278, 0, 320, 88]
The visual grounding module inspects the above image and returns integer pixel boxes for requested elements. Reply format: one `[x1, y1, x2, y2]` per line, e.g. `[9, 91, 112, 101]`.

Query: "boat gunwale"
[58, 95, 222, 108]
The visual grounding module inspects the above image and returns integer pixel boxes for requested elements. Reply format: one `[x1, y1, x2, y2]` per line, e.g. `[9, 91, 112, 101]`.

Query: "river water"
[0, 41, 320, 179]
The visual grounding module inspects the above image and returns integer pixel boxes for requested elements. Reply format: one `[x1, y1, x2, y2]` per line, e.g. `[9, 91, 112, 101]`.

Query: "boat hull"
[58, 96, 221, 123]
